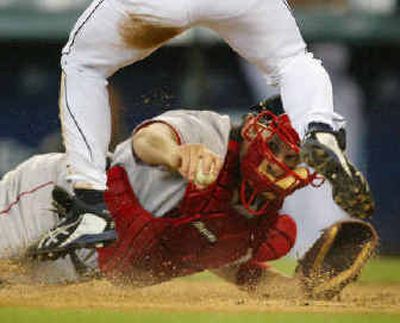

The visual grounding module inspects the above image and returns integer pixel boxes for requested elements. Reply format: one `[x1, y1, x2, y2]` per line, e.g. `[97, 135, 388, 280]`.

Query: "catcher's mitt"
[295, 219, 378, 300]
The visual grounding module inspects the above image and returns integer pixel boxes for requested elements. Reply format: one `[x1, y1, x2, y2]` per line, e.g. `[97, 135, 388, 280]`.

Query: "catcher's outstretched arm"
[133, 122, 223, 185]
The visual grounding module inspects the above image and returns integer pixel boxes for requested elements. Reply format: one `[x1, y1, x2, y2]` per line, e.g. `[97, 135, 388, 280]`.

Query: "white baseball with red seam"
[194, 160, 217, 187]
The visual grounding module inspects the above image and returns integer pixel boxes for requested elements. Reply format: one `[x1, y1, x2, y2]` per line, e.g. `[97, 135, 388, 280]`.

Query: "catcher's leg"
[252, 214, 297, 263]
[0, 154, 96, 283]
[0, 154, 62, 259]
[227, 214, 303, 298]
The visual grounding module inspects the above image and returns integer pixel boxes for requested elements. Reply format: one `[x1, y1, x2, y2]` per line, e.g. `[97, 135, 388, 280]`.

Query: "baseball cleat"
[28, 188, 117, 261]
[300, 122, 374, 219]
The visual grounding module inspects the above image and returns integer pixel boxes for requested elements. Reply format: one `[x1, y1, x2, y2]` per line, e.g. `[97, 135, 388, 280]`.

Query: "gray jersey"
[112, 110, 232, 216]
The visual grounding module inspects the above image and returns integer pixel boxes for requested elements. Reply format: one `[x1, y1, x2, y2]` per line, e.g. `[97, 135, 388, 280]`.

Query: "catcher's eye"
[284, 154, 300, 169]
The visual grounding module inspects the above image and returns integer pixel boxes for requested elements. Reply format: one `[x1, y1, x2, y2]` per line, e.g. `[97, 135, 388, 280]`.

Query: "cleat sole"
[301, 140, 374, 219]
[27, 230, 117, 261]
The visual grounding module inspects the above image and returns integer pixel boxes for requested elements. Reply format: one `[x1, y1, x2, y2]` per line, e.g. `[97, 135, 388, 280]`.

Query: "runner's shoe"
[29, 187, 116, 260]
[300, 122, 374, 219]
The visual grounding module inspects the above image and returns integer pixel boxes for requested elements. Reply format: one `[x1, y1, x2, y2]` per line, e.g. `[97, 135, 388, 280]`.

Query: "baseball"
[194, 160, 217, 187]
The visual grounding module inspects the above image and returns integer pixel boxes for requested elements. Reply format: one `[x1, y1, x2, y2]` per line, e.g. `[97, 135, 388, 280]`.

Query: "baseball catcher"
[1, 97, 376, 299]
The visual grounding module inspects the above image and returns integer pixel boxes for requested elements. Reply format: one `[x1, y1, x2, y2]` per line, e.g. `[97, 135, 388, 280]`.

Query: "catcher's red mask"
[240, 110, 316, 215]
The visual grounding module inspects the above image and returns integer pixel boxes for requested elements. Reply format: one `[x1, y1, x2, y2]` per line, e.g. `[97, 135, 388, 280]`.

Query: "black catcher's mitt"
[295, 219, 378, 300]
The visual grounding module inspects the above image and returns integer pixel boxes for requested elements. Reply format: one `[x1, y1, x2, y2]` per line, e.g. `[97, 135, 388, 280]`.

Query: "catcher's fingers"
[193, 154, 223, 188]
[200, 153, 222, 175]
[187, 146, 200, 181]
[214, 157, 223, 176]
[207, 155, 223, 180]
[176, 145, 190, 178]
[189, 148, 223, 182]
[176, 144, 222, 181]
[176, 144, 203, 179]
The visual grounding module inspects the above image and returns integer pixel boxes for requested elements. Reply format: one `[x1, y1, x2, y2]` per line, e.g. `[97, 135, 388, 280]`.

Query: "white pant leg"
[191, 0, 337, 137]
[60, 0, 190, 189]
[0, 154, 98, 283]
[0, 153, 66, 258]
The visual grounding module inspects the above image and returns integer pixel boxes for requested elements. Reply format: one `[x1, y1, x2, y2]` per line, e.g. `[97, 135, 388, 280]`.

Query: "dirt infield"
[1, 276, 399, 314]
[1, 259, 399, 314]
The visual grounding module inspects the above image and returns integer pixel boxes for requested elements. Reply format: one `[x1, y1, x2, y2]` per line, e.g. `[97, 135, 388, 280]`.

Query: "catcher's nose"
[266, 157, 286, 177]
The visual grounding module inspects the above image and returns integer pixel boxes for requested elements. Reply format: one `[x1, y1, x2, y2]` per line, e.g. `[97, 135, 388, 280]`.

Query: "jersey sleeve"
[135, 110, 232, 157]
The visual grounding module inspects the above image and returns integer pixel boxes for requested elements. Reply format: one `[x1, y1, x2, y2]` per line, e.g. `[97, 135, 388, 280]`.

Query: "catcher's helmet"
[239, 97, 316, 215]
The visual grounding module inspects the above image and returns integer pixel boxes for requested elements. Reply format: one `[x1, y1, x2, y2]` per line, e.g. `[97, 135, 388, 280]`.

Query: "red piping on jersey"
[0, 181, 54, 216]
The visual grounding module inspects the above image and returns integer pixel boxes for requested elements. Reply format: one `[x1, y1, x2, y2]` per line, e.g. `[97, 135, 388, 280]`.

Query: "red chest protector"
[98, 140, 295, 284]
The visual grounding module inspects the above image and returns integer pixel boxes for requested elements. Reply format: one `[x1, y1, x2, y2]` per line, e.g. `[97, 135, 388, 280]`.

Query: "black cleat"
[300, 123, 374, 219]
[29, 187, 117, 261]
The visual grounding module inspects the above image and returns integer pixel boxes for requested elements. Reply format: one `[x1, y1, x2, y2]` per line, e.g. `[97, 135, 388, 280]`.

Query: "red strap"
[251, 214, 297, 262]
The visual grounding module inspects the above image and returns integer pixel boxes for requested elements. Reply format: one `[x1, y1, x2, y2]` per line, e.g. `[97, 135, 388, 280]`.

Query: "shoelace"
[41, 217, 82, 247]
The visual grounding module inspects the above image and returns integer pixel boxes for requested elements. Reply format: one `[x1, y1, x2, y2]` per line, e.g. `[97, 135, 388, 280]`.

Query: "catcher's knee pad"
[253, 214, 297, 263]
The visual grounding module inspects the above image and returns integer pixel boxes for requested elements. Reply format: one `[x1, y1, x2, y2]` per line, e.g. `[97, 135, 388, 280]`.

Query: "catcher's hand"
[295, 219, 378, 300]
[174, 144, 223, 188]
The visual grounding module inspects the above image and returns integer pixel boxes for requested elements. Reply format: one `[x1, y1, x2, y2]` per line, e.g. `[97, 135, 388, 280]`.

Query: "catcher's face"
[256, 134, 300, 178]
[240, 111, 311, 215]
